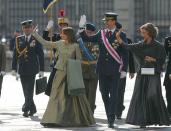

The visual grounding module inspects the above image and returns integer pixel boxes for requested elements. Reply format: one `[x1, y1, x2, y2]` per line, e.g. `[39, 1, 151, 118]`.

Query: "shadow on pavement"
[0, 120, 9, 125]
[116, 126, 171, 131]
[95, 117, 107, 124]
[44, 126, 105, 131]
[0, 112, 20, 116]
[30, 116, 41, 122]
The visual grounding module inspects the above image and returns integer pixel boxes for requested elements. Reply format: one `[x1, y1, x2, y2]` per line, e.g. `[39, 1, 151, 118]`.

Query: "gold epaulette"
[16, 35, 24, 39]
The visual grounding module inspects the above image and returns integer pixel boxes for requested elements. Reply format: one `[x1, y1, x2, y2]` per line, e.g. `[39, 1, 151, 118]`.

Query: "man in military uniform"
[79, 13, 128, 128]
[0, 43, 6, 97]
[163, 36, 171, 117]
[12, 20, 44, 117]
[43, 16, 69, 96]
[79, 23, 99, 114]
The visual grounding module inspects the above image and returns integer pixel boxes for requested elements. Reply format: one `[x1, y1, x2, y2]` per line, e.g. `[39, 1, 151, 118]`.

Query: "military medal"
[112, 40, 119, 49]
[168, 40, 171, 47]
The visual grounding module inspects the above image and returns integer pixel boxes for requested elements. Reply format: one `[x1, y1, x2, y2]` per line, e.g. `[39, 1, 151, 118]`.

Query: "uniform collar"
[24, 34, 32, 41]
[108, 28, 116, 33]
[105, 28, 116, 33]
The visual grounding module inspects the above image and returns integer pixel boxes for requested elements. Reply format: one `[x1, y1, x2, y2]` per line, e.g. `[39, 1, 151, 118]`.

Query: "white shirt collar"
[108, 28, 116, 33]
[24, 34, 31, 41]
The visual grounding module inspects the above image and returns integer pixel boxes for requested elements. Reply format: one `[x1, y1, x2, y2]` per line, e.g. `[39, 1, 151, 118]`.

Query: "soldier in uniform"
[12, 20, 44, 117]
[79, 23, 99, 114]
[163, 36, 171, 117]
[43, 16, 69, 96]
[79, 13, 128, 128]
[0, 43, 6, 97]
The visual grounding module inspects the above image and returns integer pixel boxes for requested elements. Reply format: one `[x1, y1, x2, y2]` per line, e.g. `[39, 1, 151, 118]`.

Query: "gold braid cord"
[15, 37, 28, 58]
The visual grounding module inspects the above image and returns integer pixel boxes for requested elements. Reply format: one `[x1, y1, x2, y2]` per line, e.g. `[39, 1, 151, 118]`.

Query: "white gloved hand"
[39, 71, 44, 78]
[160, 72, 163, 78]
[46, 20, 54, 30]
[33, 25, 38, 33]
[77, 28, 85, 33]
[79, 15, 86, 28]
[16, 73, 20, 81]
[120, 71, 127, 78]
[11, 70, 17, 76]
[0, 71, 6, 76]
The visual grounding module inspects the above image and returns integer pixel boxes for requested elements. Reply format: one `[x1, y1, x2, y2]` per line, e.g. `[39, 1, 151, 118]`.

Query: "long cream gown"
[32, 32, 95, 127]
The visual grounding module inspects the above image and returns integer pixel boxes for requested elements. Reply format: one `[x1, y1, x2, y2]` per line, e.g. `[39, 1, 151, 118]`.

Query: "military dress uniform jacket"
[0, 44, 6, 72]
[81, 42, 99, 79]
[12, 35, 44, 75]
[80, 29, 128, 76]
[164, 36, 171, 86]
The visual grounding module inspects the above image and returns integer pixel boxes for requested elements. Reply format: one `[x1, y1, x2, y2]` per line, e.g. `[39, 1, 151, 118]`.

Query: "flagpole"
[43, 0, 60, 62]
[49, 6, 53, 63]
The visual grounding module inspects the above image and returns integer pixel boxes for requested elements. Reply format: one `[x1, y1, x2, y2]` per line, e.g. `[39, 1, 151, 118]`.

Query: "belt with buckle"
[82, 60, 97, 65]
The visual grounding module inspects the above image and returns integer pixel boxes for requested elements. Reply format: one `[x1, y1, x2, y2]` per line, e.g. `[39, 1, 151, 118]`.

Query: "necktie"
[25, 37, 28, 42]
[108, 31, 112, 37]
[25, 36, 29, 46]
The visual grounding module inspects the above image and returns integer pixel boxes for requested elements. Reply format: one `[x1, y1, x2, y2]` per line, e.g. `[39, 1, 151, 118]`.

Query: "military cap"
[102, 12, 118, 21]
[21, 20, 33, 26]
[57, 17, 69, 25]
[86, 23, 96, 31]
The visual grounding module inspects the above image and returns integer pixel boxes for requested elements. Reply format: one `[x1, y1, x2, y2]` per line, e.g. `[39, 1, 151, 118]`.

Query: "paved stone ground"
[0, 73, 170, 131]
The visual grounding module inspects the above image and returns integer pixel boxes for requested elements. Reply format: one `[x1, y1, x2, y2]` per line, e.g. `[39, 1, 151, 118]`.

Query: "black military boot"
[28, 110, 37, 116]
[23, 111, 29, 117]
[108, 119, 114, 128]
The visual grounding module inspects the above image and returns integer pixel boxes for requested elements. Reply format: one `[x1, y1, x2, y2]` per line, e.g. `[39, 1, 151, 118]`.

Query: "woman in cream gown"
[32, 27, 95, 127]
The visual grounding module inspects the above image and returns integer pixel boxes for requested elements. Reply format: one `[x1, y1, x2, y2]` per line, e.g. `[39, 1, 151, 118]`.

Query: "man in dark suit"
[12, 20, 44, 117]
[79, 12, 128, 128]
[43, 16, 69, 96]
[0, 43, 6, 97]
[116, 38, 135, 119]
[163, 36, 171, 117]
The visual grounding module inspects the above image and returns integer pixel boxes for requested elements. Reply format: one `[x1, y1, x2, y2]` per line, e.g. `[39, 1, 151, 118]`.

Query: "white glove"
[0, 71, 6, 76]
[16, 73, 20, 81]
[11, 70, 17, 76]
[77, 28, 85, 33]
[79, 15, 86, 28]
[120, 71, 127, 78]
[160, 72, 163, 78]
[39, 71, 44, 78]
[46, 20, 54, 30]
[33, 25, 38, 33]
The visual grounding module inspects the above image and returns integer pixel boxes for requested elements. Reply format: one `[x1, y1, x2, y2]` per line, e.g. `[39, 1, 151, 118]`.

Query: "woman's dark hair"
[140, 23, 158, 39]
[62, 27, 76, 43]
